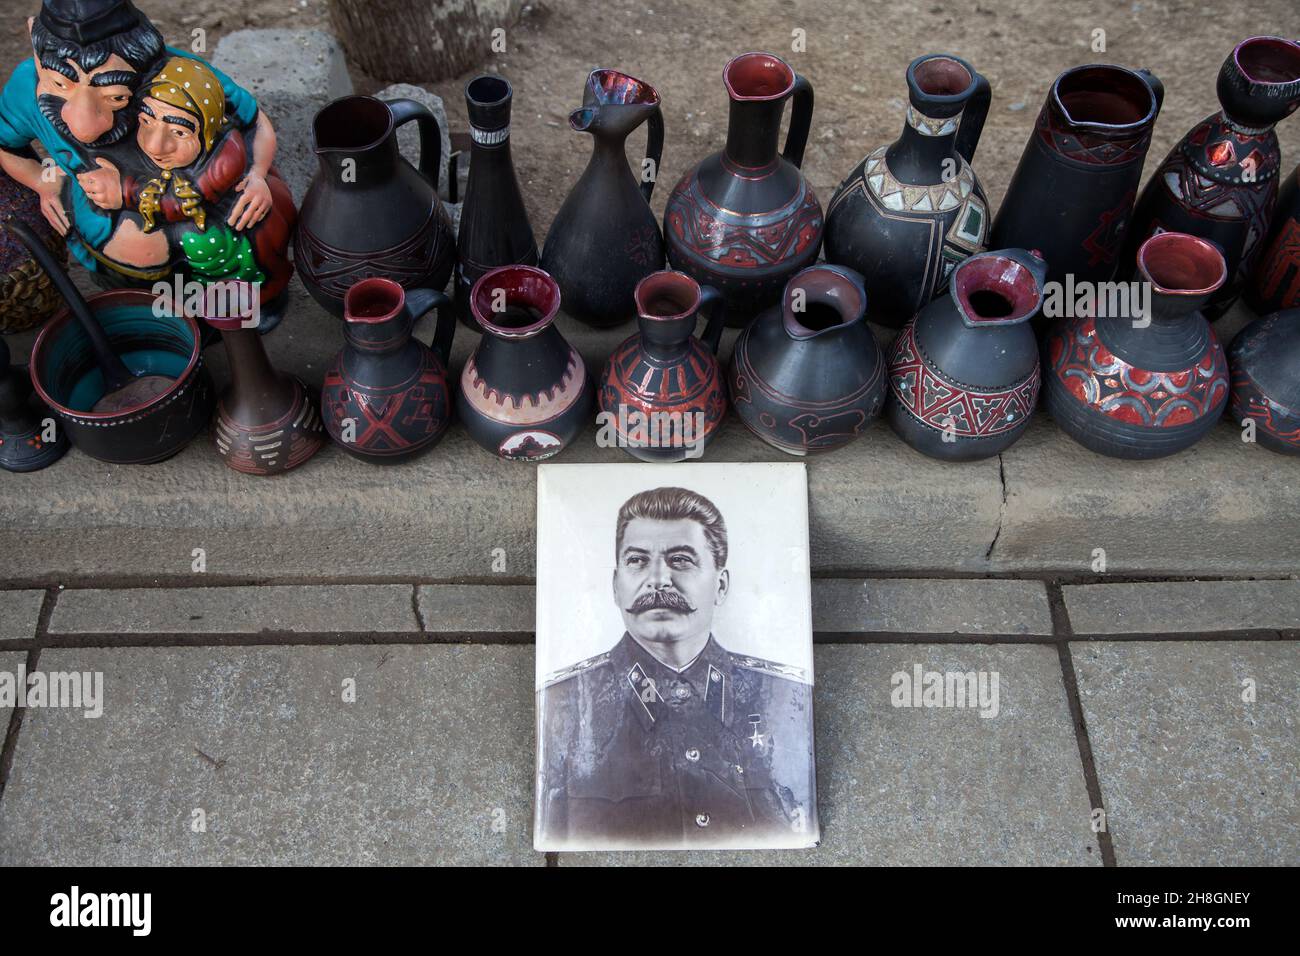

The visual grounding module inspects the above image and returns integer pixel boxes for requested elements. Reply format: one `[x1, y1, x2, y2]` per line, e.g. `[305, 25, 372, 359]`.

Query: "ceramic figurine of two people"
[0, 0, 294, 326]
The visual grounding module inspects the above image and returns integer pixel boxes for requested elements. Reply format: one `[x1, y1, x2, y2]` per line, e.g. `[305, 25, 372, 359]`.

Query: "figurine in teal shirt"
[0, 0, 276, 276]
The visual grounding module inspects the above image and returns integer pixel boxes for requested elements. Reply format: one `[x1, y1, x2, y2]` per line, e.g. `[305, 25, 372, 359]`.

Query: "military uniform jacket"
[535, 633, 818, 850]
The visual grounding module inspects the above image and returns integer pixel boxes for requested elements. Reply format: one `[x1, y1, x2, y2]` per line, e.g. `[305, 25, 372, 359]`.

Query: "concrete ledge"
[0, 591, 43, 641]
[0, 285, 1294, 582]
[1073, 641, 1300, 865]
[48, 585, 418, 634]
[1064, 580, 1300, 635]
[814, 578, 1052, 635]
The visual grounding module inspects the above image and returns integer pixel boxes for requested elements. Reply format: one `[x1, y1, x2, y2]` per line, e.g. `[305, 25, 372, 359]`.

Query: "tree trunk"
[328, 0, 524, 84]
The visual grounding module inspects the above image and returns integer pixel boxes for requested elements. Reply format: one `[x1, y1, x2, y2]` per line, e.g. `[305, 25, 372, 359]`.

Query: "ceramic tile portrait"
[534, 462, 819, 852]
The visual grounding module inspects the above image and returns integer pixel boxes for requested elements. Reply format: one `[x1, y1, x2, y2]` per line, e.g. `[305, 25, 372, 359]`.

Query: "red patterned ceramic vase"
[664, 52, 823, 327]
[1126, 37, 1300, 319]
[322, 279, 455, 463]
[1045, 233, 1230, 459]
[599, 271, 726, 461]
[1247, 164, 1300, 314]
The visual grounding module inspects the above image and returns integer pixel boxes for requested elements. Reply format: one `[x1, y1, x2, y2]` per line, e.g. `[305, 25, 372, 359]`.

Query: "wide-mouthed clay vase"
[825, 54, 991, 328]
[1126, 37, 1300, 320]
[990, 64, 1164, 290]
[203, 284, 325, 475]
[599, 270, 726, 462]
[887, 249, 1046, 461]
[1247, 164, 1300, 315]
[730, 264, 886, 455]
[664, 52, 823, 326]
[0, 170, 65, 335]
[459, 265, 594, 460]
[322, 279, 455, 463]
[1229, 307, 1300, 456]
[456, 75, 540, 330]
[1045, 232, 1230, 459]
[540, 69, 664, 328]
[297, 95, 457, 317]
[0, 335, 68, 472]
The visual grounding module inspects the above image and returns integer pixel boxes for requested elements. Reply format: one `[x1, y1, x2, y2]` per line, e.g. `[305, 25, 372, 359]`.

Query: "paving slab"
[1073, 641, 1300, 866]
[0, 645, 538, 865]
[0, 651, 23, 714]
[212, 29, 353, 201]
[0, 591, 43, 642]
[418, 585, 533, 633]
[1064, 580, 1300, 635]
[814, 578, 1052, 635]
[48, 585, 418, 635]
[565, 644, 1100, 865]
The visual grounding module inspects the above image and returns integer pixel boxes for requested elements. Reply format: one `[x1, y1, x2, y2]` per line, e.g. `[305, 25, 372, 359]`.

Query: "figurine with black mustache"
[0, 0, 276, 284]
[536, 486, 816, 849]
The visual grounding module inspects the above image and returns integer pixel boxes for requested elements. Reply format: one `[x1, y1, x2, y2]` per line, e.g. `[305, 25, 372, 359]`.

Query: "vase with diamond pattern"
[322, 279, 455, 464]
[664, 52, 823, 327]
[990, 64, 1164, 294]
[1125, 37, 1300, 319]
[887, 248, 1046, 461]
[824, 54, 991, 329]
[1045, 232, 1230, 459]
[1248, 164, 1300, 314]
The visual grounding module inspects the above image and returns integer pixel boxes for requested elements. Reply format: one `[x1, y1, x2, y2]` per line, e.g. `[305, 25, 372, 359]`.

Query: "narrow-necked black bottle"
[456, 75, 539, 330]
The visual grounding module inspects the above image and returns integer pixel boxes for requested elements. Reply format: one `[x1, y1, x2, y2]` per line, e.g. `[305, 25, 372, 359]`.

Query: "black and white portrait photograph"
[534, 463, 819, 851]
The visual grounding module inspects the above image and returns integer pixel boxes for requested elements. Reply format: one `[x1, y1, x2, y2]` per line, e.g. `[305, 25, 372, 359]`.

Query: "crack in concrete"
[985, 453, 1008, 561]
[410, 586, 428, 633]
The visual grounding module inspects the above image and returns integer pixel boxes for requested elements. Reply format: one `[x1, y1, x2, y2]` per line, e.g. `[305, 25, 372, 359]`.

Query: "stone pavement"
[1, 578, 1295, 866]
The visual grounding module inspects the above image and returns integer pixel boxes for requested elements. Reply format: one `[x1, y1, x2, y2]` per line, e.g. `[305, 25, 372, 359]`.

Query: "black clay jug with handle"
[540, 69, 665, 328]
[664, 52, 824, 327]
[825, 54, 991, 328]
[296, 95, 457, 317]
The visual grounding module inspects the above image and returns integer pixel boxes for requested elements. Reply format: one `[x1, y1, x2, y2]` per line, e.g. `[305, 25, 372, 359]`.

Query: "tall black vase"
[456, 75, 540, 331]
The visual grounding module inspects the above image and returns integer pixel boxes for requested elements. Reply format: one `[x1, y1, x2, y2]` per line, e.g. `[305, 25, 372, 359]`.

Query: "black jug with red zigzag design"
[887, 248, 1046, 461]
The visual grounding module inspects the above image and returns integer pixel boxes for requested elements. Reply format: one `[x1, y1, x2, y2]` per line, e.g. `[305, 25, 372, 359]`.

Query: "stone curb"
[47, 585, 418, 635]
[0, 590, 43, 641]
[1063, 580, 1300, 635]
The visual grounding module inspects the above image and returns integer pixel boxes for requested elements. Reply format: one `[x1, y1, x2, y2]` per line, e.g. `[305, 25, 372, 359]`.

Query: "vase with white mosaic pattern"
[824, 53, 991, 328]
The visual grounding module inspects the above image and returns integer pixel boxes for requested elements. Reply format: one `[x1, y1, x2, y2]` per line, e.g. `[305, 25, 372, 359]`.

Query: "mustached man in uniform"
[535, 486, 818, 850]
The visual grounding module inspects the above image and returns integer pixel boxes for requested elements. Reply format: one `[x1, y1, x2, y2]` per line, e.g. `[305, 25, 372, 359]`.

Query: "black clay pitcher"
[296, 95, 457, 317]
[729, 264, 887, 455]
[321, 279, 456, 463]
[990, 64, 1163, 290]
[540, 70, 665, 328]
[664, 52, 823, 326]
[825, 54, 991, 328]
[456, 75, 539, 331]
[887, 249, 1047, 461]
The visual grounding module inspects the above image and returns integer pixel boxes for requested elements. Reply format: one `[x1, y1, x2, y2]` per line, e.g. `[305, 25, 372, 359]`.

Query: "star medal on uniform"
[747, 714, 766, 749]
